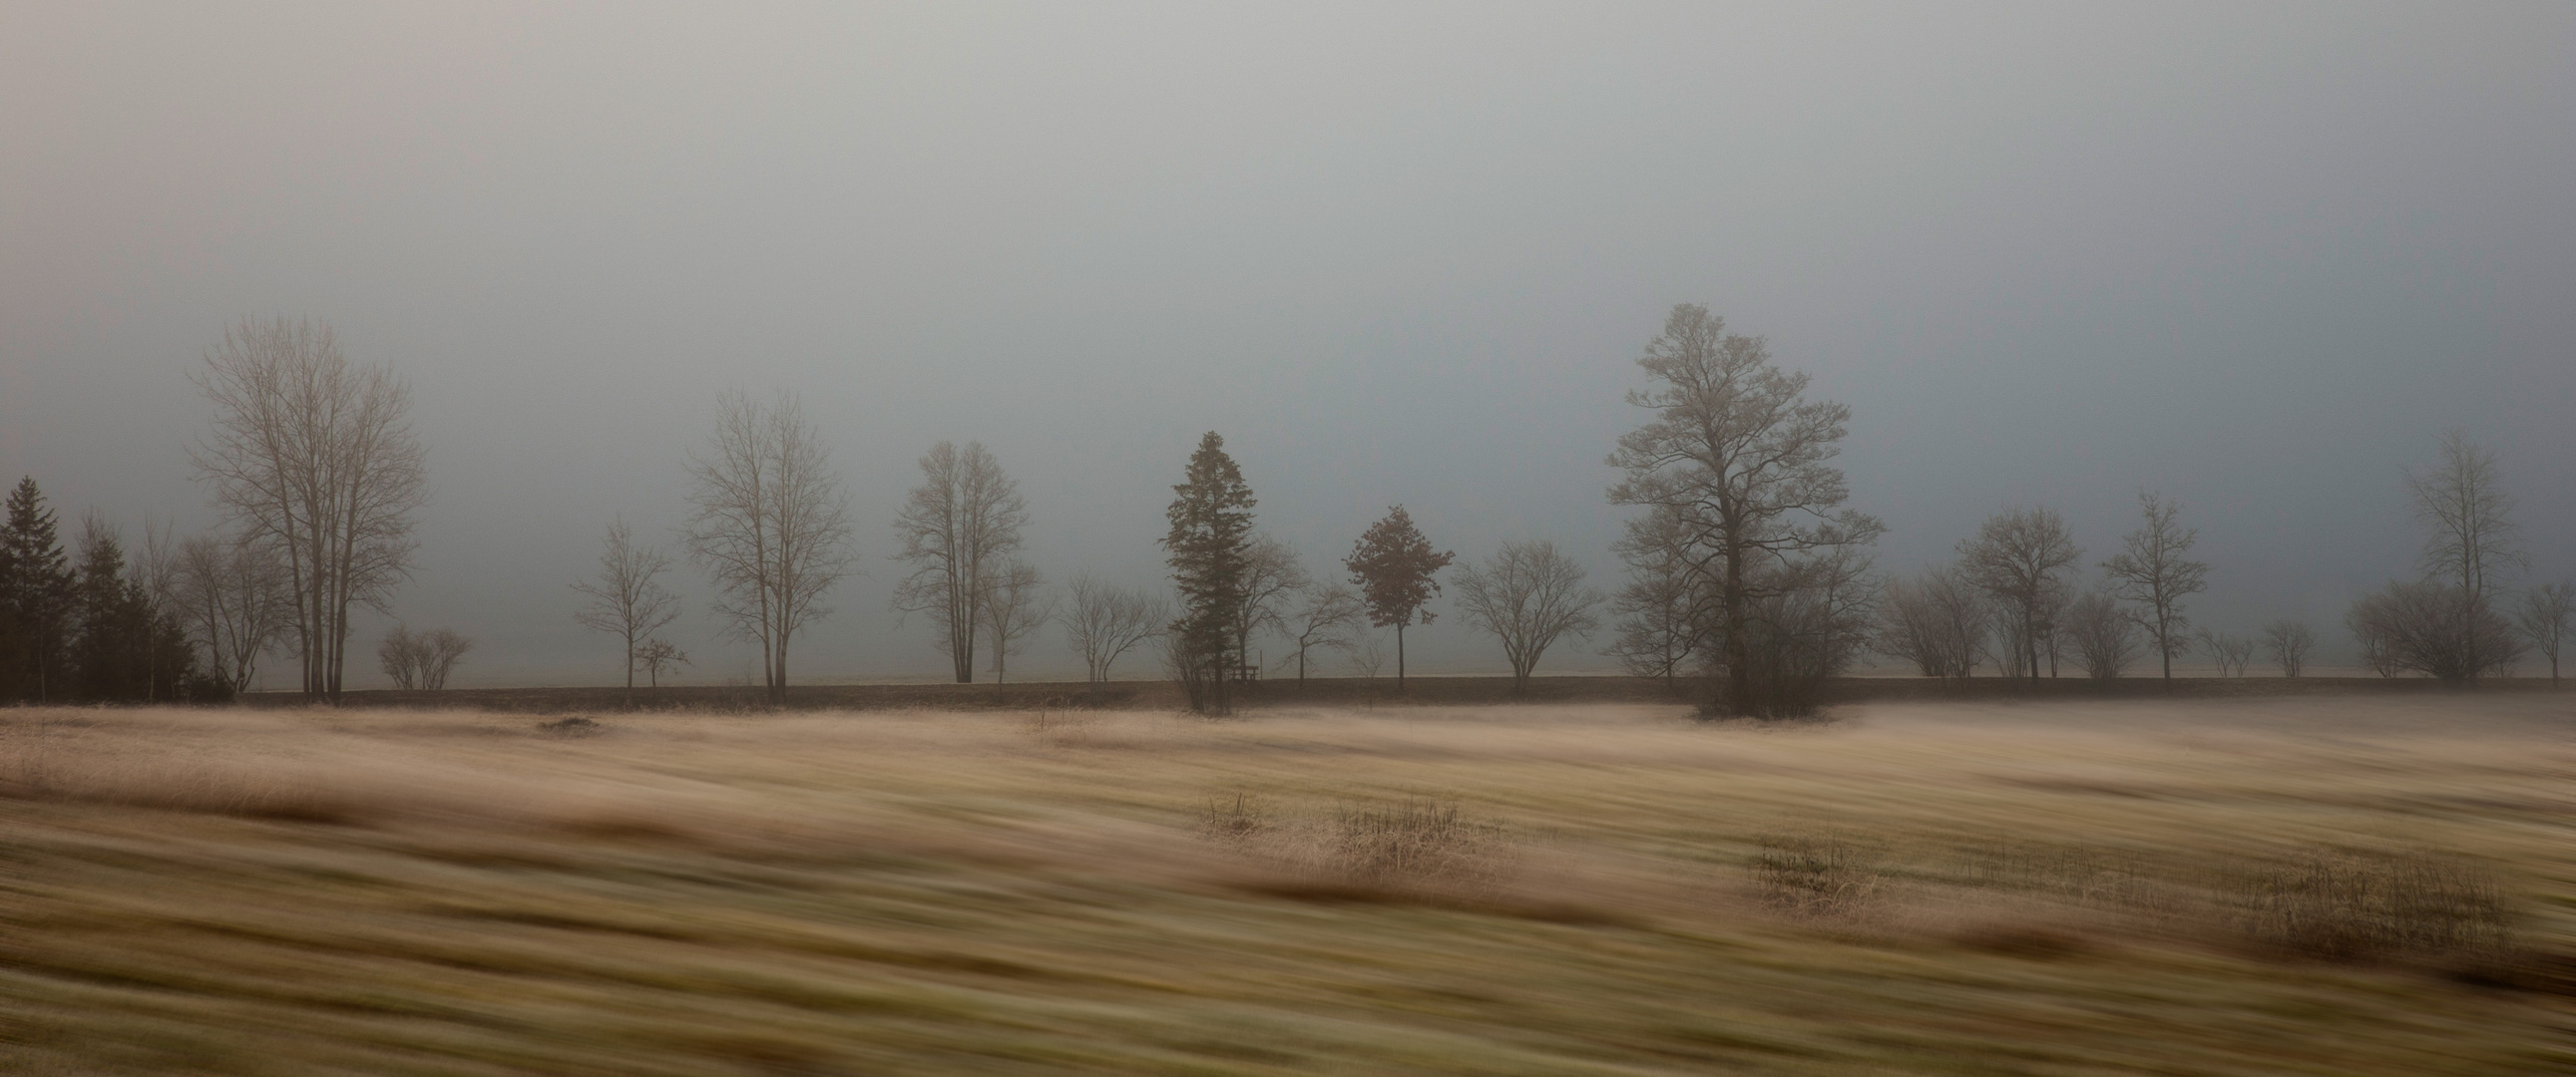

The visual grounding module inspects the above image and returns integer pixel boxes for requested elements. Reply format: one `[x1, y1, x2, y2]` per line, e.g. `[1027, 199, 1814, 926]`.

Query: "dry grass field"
[1, 694, 2570, 1075]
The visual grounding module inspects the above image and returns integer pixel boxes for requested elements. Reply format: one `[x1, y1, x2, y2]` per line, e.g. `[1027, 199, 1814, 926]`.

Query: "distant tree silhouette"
[1607, 304, 1882, 717]
[1344, 506, 1454, 690]
[2, 479, 80, 702]
[1958, 507, 2081, 686]
[1161, 433, 1256, 715]
[2260, 620, 2315, 677]
[681, 389, 856, 703]
[2101, 492, 2209, 684]
[1453, 539, 1602, 692]
[892, 441, 1029, 683]
[2516, 583, 2569, 685]
[193, 317, 427, 703]
[572, 518, 680, 695]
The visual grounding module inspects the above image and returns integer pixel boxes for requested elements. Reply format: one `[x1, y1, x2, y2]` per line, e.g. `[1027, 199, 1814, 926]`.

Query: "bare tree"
[638, 637, 689, 687]
[2517, 582, 2570, 685]
[1601, 507, 1705, 692]
[1606, 304, 1883, 717]
[571, 518, 680, 693]
[1877, 564, 1989, 678]
[1230, 536, 1309, 677]
[416, 628, 472, 689]
[2101, 492, 2209, 684]
[1279, 582, 1365, 687]
[891, 441, 1029, 683]
[1958, 507, 2081, 686]
[2405, 429, 2524, 678]
[981, 559, 1050, 685]
[1453, 539, 1604, 692]
[174, 533, 294, 694]
[2261, 620, 2315, 677]
[192, 317, 428, 703]
[2196, 628, 2256, 677]
[682, 389, 857, 703]
[1059, 576, 1166, 683]
[2346, 582, 2522, 681]
[2065, 588, 2143, 680]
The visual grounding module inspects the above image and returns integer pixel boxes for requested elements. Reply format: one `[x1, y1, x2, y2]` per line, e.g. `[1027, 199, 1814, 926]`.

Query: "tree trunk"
[1396, 624, 1406, 690]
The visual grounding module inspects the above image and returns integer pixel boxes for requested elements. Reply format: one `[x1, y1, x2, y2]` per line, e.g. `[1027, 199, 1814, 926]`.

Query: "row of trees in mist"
[8, 309, 2566, 711]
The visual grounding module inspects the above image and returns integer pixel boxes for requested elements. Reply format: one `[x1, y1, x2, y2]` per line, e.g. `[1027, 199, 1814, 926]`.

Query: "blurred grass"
[0, 695, 2570, 1074]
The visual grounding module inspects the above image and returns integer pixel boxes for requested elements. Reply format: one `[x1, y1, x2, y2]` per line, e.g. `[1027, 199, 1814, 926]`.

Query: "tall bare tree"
[891, 441, 1029, 682]
[682, 389, 857, 703]
[2405, 429, 2523, 679]
[1059, 576, 1167, 684]
[1607, 304, 1883, 717]
[2260, 620, 2314, 677]
[1280, 582, 1365, 687]
[1958, 507, 2081, 686]
[980, 559, 1049, 684]
[2513, 582, 2569, 686]
[192, 317, 427, 703]
[571, 518, 681, 693]
[2101, 492, 2209, 684]
[174, 532, 294, 693]
[1454, 539, 1604, 692]
[1229, 535, 1308, 678]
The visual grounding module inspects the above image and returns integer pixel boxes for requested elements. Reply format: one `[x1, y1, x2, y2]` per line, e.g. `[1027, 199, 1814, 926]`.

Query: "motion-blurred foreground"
[2, 697, 2570, 1074]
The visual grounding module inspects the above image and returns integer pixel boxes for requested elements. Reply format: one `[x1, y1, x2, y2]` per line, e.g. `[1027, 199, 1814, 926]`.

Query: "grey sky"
[4, 3, 2570, 686]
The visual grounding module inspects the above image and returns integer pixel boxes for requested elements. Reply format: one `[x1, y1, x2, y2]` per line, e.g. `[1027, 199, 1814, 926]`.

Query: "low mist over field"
[4, 3, 2571, 690]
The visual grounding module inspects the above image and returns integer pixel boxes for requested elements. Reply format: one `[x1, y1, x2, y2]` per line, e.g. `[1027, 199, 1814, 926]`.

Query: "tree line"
[5, 309, 2567, 710]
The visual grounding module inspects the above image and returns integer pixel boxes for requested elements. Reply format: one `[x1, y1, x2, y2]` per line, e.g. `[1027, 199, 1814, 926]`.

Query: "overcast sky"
[4, 3, 2570, 686]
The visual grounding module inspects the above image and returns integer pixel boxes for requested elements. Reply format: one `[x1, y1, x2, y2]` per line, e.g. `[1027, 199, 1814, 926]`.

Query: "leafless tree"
[638, 637, 688, 688]
[378, 625, 422, 689]
[1279, 582, 1365, 686]
[2405, 429, 2524, 677]
[571, 518, 680, 693]
[2517, 582, 2570, 685]
[1606, 304, 1884, 717]
[174, 532, 294, 693]
[980, 559, 1049, 685]
[682, 389, 857, 703]
[2196, 628, 2256, 677]
[2261, 620, 2315, 677]
[891, 441, 1029, 683]
[192, 316, 427, 703]
[1230, 535, 1309, 676]
[2065, 588, 2143, 680]
[1601, 507, 1704, 692]
[2346, 582, 2523, 681]
[1877, 564, 1990, 678]
[1958, 507, 2082, 685]
[416, 628, 472, 689]
[1350, 629, 1390, 681]
[2101, 492, 2209, 683]
[1059, 576, 1167, 683]
[1453, 539, 1604, 692]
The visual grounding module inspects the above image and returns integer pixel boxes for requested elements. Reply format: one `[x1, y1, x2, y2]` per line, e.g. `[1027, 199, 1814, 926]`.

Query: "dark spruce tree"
[67, 524, 197, 702]
[1, 478, 78, 702]
[1343, 506, 1454, 690]
[1161, 432, 1256, 716]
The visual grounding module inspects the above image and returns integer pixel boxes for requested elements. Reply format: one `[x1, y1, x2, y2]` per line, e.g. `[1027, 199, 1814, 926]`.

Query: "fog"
[4, 3, 2570, 687]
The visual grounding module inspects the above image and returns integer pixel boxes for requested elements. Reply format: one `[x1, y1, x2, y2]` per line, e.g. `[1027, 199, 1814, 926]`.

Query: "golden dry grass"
[0, 694, 2570, 1074]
